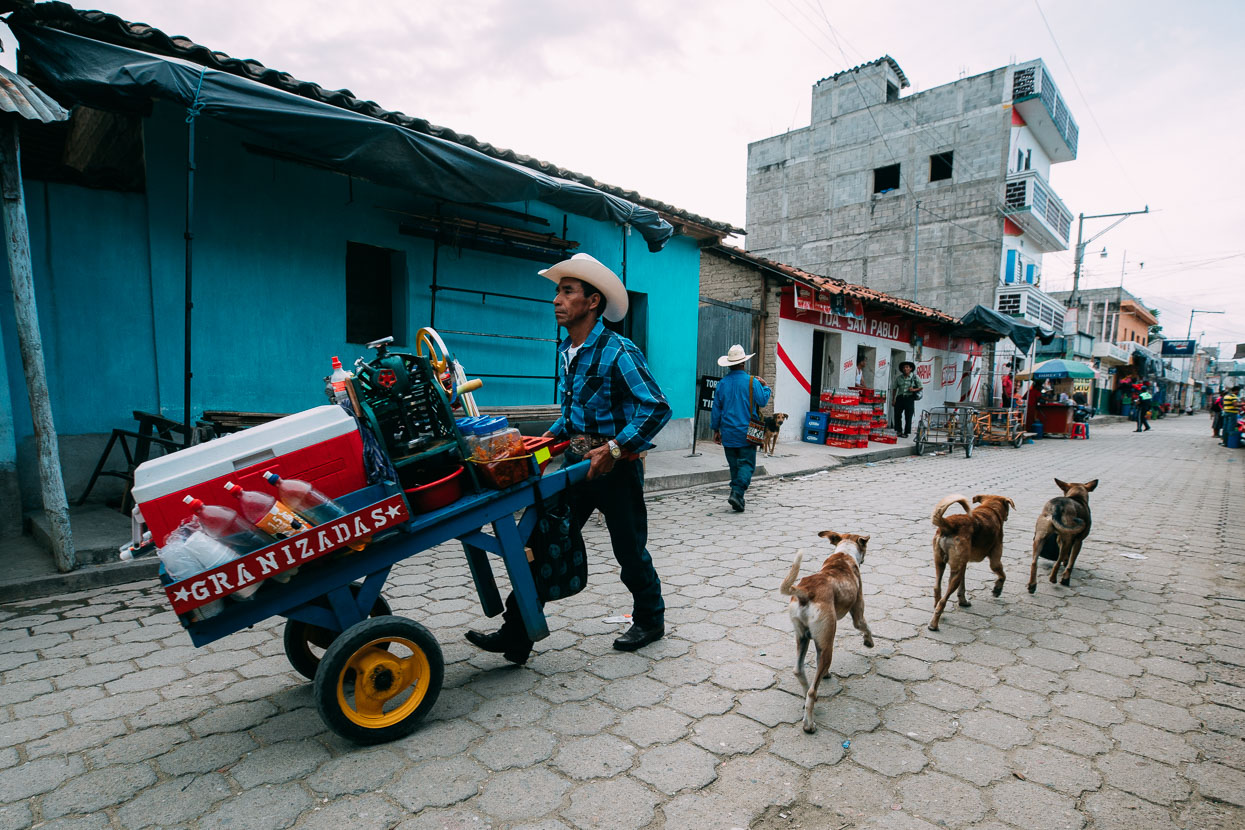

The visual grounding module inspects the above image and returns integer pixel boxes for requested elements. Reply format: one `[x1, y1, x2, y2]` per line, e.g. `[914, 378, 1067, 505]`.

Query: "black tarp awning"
[950, 304, 1057, 353]
[10, 22, 676, 251]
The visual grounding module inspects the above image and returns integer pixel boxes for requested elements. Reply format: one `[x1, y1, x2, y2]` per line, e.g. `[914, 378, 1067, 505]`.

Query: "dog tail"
[931, 494, 972, 531]
[1050, 506, 1085, 534]
[779, 550, 809, 604]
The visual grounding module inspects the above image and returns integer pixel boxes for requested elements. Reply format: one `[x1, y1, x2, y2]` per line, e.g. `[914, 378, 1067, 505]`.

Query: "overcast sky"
[11, 1, 1244, 350]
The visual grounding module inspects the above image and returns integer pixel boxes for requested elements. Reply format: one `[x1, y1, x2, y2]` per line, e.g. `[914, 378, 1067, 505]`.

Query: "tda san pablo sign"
[165, 495, 410, 616]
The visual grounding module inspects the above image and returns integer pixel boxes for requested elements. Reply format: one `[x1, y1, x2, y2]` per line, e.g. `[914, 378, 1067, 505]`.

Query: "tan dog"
[928, 494, 1015, 631]
[780, 531, 874, 733]
[1028, 478, 1098, 591]
[762, 413, 789, 456]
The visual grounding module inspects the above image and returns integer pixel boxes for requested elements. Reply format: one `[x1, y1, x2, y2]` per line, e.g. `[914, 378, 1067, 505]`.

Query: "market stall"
[1018, 359, 1095, 439]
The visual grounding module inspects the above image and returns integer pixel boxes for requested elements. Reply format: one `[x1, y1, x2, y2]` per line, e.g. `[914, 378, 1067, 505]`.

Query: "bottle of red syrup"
[262, 472, 368, 551]
[222, 481, 306, 538]
[181, 496, 276, 554]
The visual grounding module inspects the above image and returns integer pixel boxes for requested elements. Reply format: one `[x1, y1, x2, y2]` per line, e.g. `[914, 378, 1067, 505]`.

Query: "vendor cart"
[914, 404, 977, 458]
[134, 330, 589, 745]
[972, 407, 1025, 448]
[161, 458, 586, 745]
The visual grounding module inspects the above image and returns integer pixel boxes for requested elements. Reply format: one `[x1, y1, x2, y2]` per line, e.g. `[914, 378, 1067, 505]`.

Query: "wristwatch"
[607, 439, 622, 459]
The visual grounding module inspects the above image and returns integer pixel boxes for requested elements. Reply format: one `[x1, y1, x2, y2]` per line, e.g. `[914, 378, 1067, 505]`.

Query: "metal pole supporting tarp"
[0, 118, 76, 572]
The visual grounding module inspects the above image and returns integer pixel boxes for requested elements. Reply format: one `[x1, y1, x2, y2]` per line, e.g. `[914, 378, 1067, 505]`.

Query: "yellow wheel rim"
[335, 636, 432, 729]
[414, 329, 450, 376]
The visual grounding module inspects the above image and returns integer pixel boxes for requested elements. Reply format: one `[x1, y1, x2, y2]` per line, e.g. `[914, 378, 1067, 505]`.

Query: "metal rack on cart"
[971, 407, 1026, 448]
[914, 404, 978, 458]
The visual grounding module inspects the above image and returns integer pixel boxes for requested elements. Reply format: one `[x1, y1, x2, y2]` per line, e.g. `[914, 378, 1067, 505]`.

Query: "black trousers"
[894, 394, 916, 435]
[495, 454, 664, 644]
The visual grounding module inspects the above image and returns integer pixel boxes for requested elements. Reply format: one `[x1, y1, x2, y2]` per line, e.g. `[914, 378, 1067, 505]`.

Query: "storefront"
[773, 285, 982, 433]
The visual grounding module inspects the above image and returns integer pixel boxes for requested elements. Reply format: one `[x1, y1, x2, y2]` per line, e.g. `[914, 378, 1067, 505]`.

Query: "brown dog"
[1028, 478, 1098, 591]
[780, 531, 874, 733]
[762, 413, 789, 456]
[928, 494, 1015, 631]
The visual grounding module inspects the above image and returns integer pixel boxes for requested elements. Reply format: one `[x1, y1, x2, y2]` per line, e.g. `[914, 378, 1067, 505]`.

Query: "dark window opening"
[346, 242, 407, 345]
[1024, 149, 1032, 170]
[886, 82, 899, 103]
[604, 290, 648, 354]
[872, 163, 900, 194]
[930, 151, 953, 182]
[20, 105, 145, 192]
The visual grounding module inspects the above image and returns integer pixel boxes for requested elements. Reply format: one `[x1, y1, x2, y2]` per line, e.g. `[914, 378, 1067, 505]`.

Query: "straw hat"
[539, 253, 629, 322]
[717, 344, 754, 367]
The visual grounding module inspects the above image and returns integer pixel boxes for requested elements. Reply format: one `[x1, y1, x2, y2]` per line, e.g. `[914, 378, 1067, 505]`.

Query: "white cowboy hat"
[717, 344, 755, 367]
[539, 253, 629, 323]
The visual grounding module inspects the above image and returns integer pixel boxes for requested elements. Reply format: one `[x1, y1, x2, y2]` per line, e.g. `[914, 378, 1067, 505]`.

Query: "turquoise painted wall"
[1, 101, 699, 449]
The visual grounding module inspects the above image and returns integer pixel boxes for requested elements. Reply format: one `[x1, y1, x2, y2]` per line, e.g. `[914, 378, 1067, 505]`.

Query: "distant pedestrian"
[1222, 386, 1240, 446]
[711, 344, 770, 513]
[1001, 371, 1014, 408]
[1135, 382, 1153, 432]
[892, 361, 920, 437]
[1210, 389, 1223, 437]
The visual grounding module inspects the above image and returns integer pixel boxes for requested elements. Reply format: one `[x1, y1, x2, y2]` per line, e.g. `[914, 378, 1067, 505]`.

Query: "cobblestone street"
[1, 415, 1242, 829]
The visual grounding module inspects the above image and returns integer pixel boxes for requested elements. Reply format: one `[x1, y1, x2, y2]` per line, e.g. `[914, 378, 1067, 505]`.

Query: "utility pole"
[1066, 206, 1149, 359]
[913, 200, 919, 303]
[1182, 310, 1224, 412]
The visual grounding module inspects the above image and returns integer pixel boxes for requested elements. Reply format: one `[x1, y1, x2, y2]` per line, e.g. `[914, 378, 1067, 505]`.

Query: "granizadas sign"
[165, 494, 410, 616]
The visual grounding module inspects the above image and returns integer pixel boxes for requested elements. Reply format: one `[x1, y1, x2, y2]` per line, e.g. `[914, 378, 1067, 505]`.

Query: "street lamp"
[1065, 206, 1149, 360]
[1181, 309, 1225, 411]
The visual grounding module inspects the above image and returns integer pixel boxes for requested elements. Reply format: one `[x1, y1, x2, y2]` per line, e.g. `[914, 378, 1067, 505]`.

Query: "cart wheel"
[1013, 432, 1024, 448]
[314, 615, 443, 745]
[965, 435, 974, 458]
[914, 424, 926, 455]
[284, 590, 392, 680]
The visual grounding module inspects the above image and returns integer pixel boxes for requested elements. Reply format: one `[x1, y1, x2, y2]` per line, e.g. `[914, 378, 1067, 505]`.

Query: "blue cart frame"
[174, 458, 589, 744]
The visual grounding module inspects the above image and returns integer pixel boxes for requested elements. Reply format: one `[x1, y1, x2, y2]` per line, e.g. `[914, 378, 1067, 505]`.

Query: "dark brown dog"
[1028, 478, 1098, 591]
[762, 413, 789, 456]
[928, 494, 1015, 631]
[780, 531, 874, 733]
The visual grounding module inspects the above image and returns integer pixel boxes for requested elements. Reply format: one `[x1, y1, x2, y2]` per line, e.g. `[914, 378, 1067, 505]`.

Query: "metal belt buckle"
[568, 434, 593, 456]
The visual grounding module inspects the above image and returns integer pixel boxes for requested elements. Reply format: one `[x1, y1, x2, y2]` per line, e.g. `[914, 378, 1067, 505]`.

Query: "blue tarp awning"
[10, 22, 675, 251]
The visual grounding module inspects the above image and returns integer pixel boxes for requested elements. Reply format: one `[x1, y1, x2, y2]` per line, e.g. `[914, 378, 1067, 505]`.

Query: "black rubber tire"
[914, 425, 926, 456]
[314, 615, 443, 745]
[283, 589, 392, 680]
[1013, 432, 1024, 448]
[965, 435, 974, 458]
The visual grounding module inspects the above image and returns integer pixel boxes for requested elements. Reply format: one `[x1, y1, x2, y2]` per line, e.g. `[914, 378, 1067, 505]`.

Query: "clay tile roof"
[818, 55, 909, 89]
[7, 1, 742, 237]
[708, 245, 956, 325]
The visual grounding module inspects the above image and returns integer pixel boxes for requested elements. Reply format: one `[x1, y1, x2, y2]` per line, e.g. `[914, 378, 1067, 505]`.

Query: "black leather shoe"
[727, 493, 744, 512]
[465, 629, 531, 665]
[613, 623, 664, 652]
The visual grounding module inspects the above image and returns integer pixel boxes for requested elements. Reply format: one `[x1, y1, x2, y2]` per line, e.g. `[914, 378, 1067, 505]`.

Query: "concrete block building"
[746, 56, 1079, 377]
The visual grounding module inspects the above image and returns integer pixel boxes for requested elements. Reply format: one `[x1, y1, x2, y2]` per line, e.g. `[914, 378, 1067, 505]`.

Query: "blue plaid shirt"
[548, 320, 671, 452]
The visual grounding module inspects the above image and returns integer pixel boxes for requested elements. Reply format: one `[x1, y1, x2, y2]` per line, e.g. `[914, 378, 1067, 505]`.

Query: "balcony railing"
[1011, 61, 1079, 162]
[1092, 340, 1129, 365]
[1004, 170, 1072, 252]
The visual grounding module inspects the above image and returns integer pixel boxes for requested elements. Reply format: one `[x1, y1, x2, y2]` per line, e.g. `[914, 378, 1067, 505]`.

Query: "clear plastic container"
[473, 417, 523, 461]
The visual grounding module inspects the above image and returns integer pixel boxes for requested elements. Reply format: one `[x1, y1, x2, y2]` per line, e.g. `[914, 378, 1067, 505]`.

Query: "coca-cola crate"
[827, 423, 855, 435]
[870, 433, 898, 444]
[825, 437, 855, 449]
[852, 438, 869, 448]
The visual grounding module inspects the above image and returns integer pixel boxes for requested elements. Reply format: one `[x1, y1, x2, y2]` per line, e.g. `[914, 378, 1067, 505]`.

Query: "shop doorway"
[856, 345, 877, 390]
[810, 330, 843, 412]
[889, 348, 907, 419]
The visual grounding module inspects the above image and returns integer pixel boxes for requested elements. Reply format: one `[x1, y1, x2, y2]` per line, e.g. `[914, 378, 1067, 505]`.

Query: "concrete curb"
[0, 558, 158, 605]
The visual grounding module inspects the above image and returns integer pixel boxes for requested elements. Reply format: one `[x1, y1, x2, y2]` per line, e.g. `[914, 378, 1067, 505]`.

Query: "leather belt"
[568, 433, 613, 455]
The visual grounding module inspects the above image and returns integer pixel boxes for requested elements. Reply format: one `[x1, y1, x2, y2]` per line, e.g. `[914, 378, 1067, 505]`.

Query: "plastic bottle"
[182, 496, 276, 554]
[262, 472, 367, 551]
[222, 481, 305, 538]
[156, 521, 259, 614]
[329, 356, 352, 406]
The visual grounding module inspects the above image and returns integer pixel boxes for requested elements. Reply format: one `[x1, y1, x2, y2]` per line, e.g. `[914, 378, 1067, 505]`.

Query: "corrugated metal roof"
[818, 55, 910, 90]
[707, 244, 956, 325]
[0, 63, 68, 123]
[5, 1, 742, 236]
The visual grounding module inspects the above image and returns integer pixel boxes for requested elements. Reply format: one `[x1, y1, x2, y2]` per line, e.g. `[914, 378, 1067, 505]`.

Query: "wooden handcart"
[971, 407, 1026, 448]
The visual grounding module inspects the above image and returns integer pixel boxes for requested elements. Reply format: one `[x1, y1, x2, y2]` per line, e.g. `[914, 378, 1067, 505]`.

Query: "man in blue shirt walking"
[466, 254, 671, 663]
[711, 345, 771, 512]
